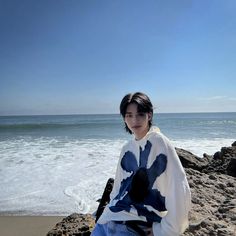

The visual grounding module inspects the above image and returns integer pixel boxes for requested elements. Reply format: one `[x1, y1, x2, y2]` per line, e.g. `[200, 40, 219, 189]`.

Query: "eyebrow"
[125, 111, 145, 114]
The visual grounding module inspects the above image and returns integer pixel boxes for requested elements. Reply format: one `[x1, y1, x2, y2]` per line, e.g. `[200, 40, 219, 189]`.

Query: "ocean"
[0, 113, 235, 216]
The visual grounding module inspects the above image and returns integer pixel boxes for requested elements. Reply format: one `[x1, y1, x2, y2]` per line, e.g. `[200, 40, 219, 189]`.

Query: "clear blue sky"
[0, 0, 235, 115]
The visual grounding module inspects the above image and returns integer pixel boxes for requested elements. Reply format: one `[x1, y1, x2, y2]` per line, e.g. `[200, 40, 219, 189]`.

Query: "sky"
[0, 0, 236, 115]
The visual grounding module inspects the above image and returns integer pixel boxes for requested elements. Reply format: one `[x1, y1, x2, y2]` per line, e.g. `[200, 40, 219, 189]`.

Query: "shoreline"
[0, 216, 64, 236]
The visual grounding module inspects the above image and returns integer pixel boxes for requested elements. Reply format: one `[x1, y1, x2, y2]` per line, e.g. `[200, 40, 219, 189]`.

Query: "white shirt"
[98, 126, 191, 236]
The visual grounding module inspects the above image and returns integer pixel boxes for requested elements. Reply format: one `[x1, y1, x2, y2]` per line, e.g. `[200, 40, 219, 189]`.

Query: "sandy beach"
[0, 216, 63, 236]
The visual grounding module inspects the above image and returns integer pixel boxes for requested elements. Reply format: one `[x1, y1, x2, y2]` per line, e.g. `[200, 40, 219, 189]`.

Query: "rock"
[213, 151, 222, 160]
[202, 142, 236, 177]
[175, 147, 210, 170]
[176, 144, 236, 177]
[95, 178, 114, 222]
[227, 157, 236, 177]
[182, 146, 236, 236]
[47, 142, 236, 236]
[47, 213, 95, 236]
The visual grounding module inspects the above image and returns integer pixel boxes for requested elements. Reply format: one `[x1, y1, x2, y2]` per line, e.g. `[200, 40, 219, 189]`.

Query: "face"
[124, 103, 152, 140]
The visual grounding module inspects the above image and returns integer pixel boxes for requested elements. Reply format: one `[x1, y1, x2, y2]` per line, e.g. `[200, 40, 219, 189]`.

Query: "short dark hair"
[120, 92, 153, 134]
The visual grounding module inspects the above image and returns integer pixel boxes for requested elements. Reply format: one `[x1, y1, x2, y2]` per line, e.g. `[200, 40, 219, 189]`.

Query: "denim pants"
[91, 221, 139, 236]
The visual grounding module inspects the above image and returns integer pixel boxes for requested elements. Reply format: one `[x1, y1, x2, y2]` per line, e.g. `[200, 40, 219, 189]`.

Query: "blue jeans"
[91, 221, 138, 236]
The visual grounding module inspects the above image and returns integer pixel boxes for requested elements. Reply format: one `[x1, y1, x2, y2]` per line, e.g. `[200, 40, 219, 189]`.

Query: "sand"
[0, 216, 64, 236]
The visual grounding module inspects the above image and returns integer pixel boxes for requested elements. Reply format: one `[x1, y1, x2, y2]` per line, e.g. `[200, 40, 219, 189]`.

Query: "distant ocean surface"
[0, 113, 235, 216]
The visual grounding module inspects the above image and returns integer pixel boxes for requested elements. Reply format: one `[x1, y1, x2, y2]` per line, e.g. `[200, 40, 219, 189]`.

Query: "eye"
[125, 114, 133, 118]
[137, 113, 146, 118]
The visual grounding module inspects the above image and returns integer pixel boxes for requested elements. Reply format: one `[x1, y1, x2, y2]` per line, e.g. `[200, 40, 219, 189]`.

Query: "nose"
[130, 115, 141, 124]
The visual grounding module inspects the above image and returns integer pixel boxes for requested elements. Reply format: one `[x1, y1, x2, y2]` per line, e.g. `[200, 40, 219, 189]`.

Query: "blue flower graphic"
[110, 140, 167, 223]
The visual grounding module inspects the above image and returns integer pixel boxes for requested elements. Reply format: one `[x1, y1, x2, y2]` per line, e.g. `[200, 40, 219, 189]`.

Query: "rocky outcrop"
[202, 145, 236, 177]
[175, 148, 210, 171]
[47, 213, 95, 236]
[47, 142, 236, 236]
[183, 168, 235, 236]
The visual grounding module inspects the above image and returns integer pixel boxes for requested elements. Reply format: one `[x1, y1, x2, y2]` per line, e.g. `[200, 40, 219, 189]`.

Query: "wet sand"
[0, 216, 64, 236]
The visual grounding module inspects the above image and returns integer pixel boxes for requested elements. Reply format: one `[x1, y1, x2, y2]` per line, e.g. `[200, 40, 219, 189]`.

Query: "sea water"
[0, 113, 235, 215]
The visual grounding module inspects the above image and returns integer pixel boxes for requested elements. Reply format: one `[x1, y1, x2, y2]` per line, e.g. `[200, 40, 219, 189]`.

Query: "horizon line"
[1, 111, 236, 117]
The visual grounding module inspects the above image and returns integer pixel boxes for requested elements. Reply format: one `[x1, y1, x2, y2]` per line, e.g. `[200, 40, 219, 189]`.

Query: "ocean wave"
[0, 136, 234, 215]
[0, 123, 115, 130]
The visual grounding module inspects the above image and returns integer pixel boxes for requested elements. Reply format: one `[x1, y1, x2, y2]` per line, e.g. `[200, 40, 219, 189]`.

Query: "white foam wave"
[171, 138, 235, 157]
[0, 137, 125, 215]
[65, 186, 90, 213]
[0, 136, 234, 215]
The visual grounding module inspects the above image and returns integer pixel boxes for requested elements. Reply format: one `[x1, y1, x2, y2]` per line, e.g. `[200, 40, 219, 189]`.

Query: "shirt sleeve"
[153, 137, 191, 236]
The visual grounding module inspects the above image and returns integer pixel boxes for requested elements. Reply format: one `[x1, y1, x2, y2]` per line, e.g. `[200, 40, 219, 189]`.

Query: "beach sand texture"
[0, 216, 63, 236]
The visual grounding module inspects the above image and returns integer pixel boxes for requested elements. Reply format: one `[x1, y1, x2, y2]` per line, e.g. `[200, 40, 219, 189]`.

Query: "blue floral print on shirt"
[110, 140, 167, 223]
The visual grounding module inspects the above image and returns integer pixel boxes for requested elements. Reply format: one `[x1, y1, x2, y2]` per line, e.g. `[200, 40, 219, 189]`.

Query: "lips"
[132, 125, 142, 129]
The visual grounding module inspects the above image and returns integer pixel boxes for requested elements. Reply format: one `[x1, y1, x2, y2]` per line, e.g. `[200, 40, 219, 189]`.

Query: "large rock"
[47, 142, 236, 236]
[202, 143, 236, 177]
[176, 142, 236, 177]
[183, 168, 236, 236]
[95, 178, 114, 222]
[47, 213, 95, 236]
[175, 147, 210, 171]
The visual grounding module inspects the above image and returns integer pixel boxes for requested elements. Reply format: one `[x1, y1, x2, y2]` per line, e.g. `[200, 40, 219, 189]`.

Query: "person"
[91, 92, 191, 236]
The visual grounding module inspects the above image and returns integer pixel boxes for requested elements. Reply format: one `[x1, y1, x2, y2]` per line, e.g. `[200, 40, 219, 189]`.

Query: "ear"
[148, 112, 152, 121]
